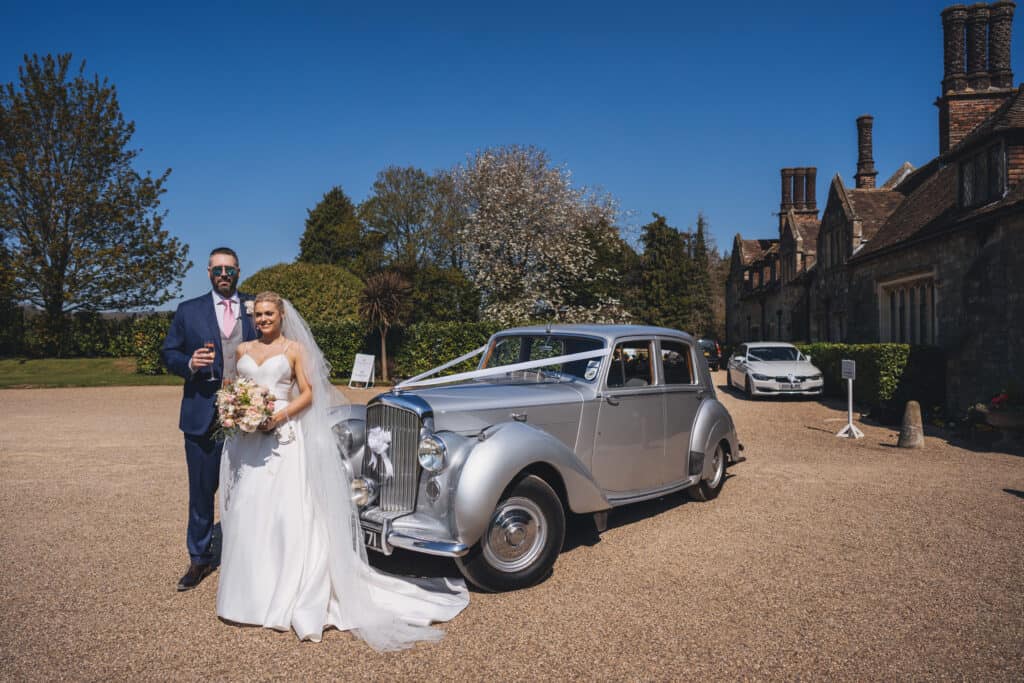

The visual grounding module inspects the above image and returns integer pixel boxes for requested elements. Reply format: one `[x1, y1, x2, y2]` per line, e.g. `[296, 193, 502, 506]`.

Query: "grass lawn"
[0, 358, 183, 388]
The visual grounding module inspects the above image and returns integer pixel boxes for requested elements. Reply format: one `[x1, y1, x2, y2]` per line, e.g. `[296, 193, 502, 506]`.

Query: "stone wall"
[848, 211, 1024, 411]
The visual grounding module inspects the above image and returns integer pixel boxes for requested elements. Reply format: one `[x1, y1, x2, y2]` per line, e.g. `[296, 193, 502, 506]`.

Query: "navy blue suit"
[161, 292, 258, 564]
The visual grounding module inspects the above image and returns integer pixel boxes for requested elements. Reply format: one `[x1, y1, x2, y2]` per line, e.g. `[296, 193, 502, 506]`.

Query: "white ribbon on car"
[395, 347, 608, 389]
[365, 426, 395, 480]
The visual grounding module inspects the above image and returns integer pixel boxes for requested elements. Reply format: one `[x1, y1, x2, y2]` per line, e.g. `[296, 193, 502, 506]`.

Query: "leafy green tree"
[400, 263, 480, 324]
[638, 213, 694, 331]
[359, 166, 434, 268]
[0, 54, 189, 353]
[240, 262, 362, 326]
[298, 186, 381, 278]
[689, 212, 716, 336]
[359, 271, 411, 383]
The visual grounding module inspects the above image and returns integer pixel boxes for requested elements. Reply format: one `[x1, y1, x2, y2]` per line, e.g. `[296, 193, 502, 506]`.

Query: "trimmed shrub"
[240, 262, 363, 327]
[794, 342, 945, 422]
[133, 314, 173, 375]
[309, 319, 371, 378]
[394, 321, 503, 378]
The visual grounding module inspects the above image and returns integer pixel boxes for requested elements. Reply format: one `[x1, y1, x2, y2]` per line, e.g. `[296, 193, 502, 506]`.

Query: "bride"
[216, 291, 468, 649]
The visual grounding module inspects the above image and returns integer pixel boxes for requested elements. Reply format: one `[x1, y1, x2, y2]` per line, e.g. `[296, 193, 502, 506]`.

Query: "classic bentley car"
[334, 325, 743, 591]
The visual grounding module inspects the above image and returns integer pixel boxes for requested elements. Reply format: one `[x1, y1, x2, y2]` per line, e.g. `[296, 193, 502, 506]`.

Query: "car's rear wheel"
[687, 443, 726, 502]
[455, 474, 565, 592]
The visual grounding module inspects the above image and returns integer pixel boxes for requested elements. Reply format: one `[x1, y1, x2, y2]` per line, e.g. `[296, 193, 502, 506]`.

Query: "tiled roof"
[881, 161, 915, 189]
[945, 85, 1024, 157]
[853, 163, 1024, 261]
[792, 214, 820, 251]
[739, 238, 777, 264]
[846, 189, 905, 242]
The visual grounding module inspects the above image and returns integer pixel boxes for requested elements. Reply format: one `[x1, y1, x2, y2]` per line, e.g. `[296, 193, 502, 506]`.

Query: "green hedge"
[132, 314, 173, 374]
[394, 322, 503, 378]
[794, 343, 945, 422]
[309, 320, 371, 378]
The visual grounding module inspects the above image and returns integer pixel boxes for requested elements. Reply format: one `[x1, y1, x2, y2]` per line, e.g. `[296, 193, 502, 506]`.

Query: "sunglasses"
[210, 266, 238, 277]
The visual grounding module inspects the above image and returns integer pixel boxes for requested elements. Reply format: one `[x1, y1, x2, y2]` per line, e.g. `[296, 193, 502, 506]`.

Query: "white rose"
[244, 300, 254, 315]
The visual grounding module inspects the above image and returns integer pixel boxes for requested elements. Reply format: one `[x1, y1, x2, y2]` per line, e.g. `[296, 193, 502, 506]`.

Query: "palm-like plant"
[359, 271, 411, 383]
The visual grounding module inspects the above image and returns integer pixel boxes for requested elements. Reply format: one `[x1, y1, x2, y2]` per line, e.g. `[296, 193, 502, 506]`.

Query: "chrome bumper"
[359, 507, 469, 558]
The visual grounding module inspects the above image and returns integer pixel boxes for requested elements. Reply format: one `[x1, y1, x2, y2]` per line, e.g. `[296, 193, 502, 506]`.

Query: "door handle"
[605, 395, 620, 406]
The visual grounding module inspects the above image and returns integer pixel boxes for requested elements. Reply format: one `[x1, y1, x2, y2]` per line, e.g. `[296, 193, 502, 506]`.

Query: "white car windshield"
[482, 334, 605, 383]
[747, 346, 801, 362]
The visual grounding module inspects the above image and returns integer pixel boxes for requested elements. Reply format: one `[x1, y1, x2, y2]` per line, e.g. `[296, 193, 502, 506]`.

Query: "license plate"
[784, 383, 802, 390]
[703, 351, 710, 357]
[362, 527, 384, 552]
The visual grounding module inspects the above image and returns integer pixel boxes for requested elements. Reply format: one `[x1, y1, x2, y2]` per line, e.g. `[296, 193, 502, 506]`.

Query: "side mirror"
[805, 354, 812, 362]
[734, 355, 745, 363]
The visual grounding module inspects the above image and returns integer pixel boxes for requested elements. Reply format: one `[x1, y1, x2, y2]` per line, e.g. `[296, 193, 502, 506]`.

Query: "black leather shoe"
[177, 563, 214, 591]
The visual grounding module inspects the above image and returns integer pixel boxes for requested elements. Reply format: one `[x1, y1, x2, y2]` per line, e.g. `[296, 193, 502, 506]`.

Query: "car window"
[748, 346, 800, 362]
[607, 340, 654, 388]
[483, 334, 605, 383]
[697, 340, 716, 352]
[660, 340, 695, 385]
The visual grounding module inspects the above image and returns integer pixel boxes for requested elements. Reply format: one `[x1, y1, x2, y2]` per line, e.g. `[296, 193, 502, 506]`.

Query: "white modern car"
[727, 342, 824, 398]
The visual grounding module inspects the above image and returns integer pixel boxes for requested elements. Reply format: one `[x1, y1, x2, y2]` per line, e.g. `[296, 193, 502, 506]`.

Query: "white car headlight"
[418, 432, 447, 472]
[810, 374, 822, 381]
[752, 373, 771, 381]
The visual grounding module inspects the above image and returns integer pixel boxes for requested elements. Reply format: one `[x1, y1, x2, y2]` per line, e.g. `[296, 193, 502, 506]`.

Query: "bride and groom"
[160, 247, 468, 649]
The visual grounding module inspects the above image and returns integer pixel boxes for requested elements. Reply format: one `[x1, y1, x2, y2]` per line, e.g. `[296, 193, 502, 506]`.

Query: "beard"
[211, 275, 237, 297]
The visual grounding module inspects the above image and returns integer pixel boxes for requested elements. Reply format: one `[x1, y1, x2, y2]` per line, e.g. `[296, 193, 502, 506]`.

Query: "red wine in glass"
[204, 341, 218, 382]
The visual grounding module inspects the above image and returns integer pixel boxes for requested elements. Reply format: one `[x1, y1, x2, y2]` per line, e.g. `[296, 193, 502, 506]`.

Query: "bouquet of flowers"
[215, 377, 276, 439]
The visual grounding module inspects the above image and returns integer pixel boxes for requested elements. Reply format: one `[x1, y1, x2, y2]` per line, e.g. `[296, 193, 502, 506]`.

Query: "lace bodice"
[237, 353, 295, 406]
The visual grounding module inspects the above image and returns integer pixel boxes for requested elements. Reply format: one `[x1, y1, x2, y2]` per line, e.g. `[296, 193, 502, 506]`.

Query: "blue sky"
[5, 1, 1020, 307]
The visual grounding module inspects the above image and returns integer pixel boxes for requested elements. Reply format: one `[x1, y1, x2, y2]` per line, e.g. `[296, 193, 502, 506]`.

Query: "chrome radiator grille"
[365, 403, 421, 512]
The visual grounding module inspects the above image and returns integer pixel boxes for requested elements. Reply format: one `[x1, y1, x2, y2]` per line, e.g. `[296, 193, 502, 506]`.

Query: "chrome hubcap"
[482, 496, 547, 572]
[708, 446, 724, 488]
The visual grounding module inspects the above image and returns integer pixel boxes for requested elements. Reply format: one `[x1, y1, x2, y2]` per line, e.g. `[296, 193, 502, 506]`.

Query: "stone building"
[726, 1, 1023, 411]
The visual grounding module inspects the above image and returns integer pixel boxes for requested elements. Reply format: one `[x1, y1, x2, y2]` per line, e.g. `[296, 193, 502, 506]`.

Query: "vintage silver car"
[334, 324, 743, 591]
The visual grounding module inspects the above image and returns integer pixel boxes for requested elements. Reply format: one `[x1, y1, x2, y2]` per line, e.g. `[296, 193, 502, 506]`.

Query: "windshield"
[481, 334, 606, 383]
[698, 340, 717, 352]
[747, 346, 801, 362]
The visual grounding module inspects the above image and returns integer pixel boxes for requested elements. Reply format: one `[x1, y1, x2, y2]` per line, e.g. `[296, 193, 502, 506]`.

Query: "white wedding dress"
[217, 346, 468, 647]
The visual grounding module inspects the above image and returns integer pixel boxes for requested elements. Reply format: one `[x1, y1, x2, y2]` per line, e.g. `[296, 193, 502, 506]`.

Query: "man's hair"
[208, 247, 238, 265]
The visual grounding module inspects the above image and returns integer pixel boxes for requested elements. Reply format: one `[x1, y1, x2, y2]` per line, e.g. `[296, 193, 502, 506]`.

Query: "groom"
[160, 247, 258, 591]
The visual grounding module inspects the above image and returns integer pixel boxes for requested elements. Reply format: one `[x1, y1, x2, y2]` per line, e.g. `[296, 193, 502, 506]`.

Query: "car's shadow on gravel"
[562, 474, 735, 554]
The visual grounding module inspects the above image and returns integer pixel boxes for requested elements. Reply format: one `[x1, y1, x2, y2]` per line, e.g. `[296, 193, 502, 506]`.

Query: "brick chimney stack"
[966, 4, 992, 90]
[989, 1, 1016, 87]
[855, 115, 878, 189]
[805, 167, 817, 210]
[942, 5, 969, 92]
[792, 168, 807, 210]
[780, 168, 794, 212]
[936, 1, 1017, 153]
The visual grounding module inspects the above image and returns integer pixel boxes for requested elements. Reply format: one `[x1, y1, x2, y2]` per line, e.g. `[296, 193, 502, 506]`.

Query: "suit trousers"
[184, 432, 222, 564]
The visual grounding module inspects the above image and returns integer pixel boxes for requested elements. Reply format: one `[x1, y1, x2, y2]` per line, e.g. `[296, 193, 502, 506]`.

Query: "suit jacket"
[161, 292, 258, 436]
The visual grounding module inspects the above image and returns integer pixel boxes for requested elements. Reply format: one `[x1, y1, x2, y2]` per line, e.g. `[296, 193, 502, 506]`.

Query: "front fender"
[691, 398, 740, 480]
[452, 421, 609, 546]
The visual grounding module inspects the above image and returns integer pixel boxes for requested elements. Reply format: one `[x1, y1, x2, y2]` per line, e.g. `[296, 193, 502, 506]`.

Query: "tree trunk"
[379, 324, 389, 383]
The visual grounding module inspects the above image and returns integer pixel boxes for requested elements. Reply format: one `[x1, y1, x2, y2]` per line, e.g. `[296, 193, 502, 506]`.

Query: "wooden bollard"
[897, 400, 925, 449]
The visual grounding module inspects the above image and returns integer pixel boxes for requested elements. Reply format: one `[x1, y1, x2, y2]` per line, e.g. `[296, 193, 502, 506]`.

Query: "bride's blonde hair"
[253, 291, 285, 315]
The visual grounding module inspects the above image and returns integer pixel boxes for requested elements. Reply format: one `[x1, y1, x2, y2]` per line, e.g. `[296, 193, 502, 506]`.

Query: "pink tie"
[220, 299, 234, 337]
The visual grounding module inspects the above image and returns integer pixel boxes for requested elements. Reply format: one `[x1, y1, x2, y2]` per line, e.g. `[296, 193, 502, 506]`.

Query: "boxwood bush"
[309, 320, 371, 378]
[394, 321, 503, 378]
[132, 314, 173, 374]
[793, 342, 945, 422]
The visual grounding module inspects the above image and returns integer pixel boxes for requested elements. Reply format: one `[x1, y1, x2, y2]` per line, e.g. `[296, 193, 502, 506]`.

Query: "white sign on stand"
[836, 359, 864, 439]
[349, 353, 376, 388]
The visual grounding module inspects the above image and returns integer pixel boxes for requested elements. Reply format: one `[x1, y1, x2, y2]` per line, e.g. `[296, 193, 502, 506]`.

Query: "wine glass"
[204, 340, 218, 382]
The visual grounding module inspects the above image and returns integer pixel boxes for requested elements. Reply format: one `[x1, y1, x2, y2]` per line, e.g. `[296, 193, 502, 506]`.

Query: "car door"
[592, 338, 666, 494]
[660, 338, 704, 482]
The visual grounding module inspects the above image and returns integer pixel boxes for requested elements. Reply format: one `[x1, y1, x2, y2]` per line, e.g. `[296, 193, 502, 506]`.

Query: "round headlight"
[418, 433, 447, 472]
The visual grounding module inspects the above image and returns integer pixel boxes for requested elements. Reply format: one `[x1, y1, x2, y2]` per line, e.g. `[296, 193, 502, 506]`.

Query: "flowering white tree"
[456, 145, 629, 325]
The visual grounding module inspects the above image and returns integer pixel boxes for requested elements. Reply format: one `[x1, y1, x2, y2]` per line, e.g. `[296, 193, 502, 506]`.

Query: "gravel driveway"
[1, 375, 1022, 680]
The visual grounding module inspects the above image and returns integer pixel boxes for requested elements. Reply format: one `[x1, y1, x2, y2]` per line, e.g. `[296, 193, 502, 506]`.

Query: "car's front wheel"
[455, 474, 565, 592]
[687, 443, 726, 502]
[745, 375, 754, 398]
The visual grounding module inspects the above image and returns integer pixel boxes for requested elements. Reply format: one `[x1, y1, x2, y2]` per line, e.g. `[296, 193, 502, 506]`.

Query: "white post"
[837, 360, 864, 439]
